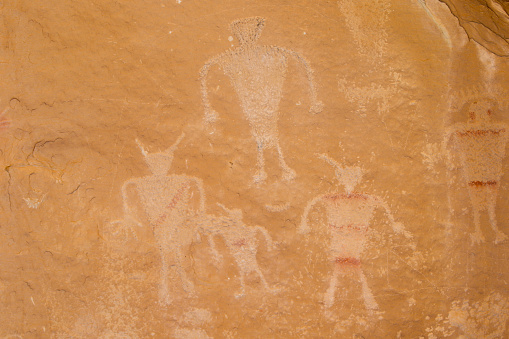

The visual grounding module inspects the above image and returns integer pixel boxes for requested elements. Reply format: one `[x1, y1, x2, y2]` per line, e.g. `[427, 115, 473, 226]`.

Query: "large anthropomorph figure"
[299, 154, 412, 310]
[200, 16, 323, 184]
[443, 98, 508, 244]
[117, 133, 205, 304]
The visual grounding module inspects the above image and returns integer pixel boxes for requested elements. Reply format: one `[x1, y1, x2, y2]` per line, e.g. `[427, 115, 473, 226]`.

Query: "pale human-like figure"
[200, 16, 323, 184]
[299, 154, 411, 310]
[443, 98, 508, 244]
[113, 133, 205, 303]
[194, 203, 275, 297]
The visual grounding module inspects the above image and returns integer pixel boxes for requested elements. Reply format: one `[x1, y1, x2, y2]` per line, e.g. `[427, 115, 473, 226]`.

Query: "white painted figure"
[443, 98, 508, 244]
[114, 133, 206, 304]
[200, 16, 323, 184]
[194, 203, 275, 297]
[299, 154, 411, 310]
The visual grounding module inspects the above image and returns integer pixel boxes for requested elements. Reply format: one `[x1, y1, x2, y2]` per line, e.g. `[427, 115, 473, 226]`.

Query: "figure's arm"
[192, 177, 206, 213]
[374, 196, 412, 239]
[283, 48, 323, 114]
[199, 56, 222, 123]
[299, 194, 325, 234]
[195, 214, 223, 265]
[207, 234, 223, 266]
[255, 226, 274, 251]
[121, 179, 143, 227]
[441, 126, 456, 153]
[441, 125, 463, 169]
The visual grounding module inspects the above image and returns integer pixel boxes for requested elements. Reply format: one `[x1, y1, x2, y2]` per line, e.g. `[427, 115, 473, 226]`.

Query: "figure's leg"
[175, 248, 195, 294]
[487, 200, 507, 244]
[470, 207, 485, 244]
[159, 248, 172, 304]
[276, 143, 296, 181]
[235, 271, 247, 298]
[254, 265, 271, 291]
[359, 270, 378, 310]
[253, 142, 267, 184]
[467, 187, 485, 244]
[324, 267, 340, 309]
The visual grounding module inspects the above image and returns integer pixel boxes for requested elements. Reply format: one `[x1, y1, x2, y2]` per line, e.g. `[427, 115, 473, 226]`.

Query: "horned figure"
[299, 154, 411, 310]
[116, 133, 205, 304]
[443, 98, 508, 244]
[200, 16, 323, 184]
[195, 203, 275, 297]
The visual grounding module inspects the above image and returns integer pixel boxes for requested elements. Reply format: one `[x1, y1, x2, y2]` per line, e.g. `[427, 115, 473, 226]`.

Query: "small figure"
[114, 133, 205, 303]
[200, 16, 323, 184]
[299, 154, 411, 310]
[195, 203, 275, 297]
[443, 98, 508, 244]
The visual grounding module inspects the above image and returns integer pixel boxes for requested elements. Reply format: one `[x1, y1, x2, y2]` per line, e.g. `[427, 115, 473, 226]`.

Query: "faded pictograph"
[337, 0, 406, 121]
[338, 0, 391, 64]
[299, 154, 412, 310]
[200, 16, 323, 184]
[194, 203, 276, 297]
[338, 71, 402, 117]
[425, 292, 509, 338]
[111, 133, 206, 303]
[443, 98, 508, 244]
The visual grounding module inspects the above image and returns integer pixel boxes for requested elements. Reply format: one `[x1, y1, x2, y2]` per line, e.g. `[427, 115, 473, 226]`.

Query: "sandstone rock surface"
[1, 0, 509, 337]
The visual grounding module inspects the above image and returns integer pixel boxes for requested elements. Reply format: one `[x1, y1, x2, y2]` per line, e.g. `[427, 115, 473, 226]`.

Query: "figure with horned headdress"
[443, 98, 508, 245]
[200, 16, 323, 184]
[113, 133, 205, 304]
[299, 154, 411, 311]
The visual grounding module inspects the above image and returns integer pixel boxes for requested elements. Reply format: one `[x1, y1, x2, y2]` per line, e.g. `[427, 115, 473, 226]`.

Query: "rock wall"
[1, 0, 509, 337]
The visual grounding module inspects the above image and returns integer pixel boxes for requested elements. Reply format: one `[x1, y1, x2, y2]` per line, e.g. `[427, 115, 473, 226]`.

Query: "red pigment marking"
[458, 129, 505, 137]
[154, 183, 189, 226]
[329, 224, 368, 233]
[335, 257, 361, 266]
[233, 239, 247, 247]
[468, 180, 497, 187]
[0, 119, 11, 130]
[325, 193, 368, 201]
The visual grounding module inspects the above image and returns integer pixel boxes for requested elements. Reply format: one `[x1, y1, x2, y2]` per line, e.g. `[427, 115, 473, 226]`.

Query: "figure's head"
[142, 152, 173, 176]
[317, 153, 364, 194]
[337, 166, 364, 194]
[230, 17, 265, 45]
[229, 208, 243, 221]
[467, 98, 496, 124]
[136, 133, 185, 175]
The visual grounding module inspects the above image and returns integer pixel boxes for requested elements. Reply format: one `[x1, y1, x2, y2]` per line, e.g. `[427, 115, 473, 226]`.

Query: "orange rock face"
[1, 0, 509, 337]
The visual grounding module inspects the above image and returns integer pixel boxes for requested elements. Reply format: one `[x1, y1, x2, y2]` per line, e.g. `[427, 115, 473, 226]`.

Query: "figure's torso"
[454, 126, 508, 182]
[214, 225, 260, 272]
[219, 45, 288, 116]
[134, 175, 194, 227]
[322, 193, 378, 259]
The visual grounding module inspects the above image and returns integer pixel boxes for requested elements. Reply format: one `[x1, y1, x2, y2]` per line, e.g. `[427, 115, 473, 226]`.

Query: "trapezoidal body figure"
[200, 16, 323, 184]
[194, 203, 275, 297]
[115, 133, 205, 304]
[443, 98, 508, 244]
[299, 154, 411, 311]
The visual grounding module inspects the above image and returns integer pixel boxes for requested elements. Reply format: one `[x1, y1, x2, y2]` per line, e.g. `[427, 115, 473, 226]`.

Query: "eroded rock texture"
[1, 0, 509, 337]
